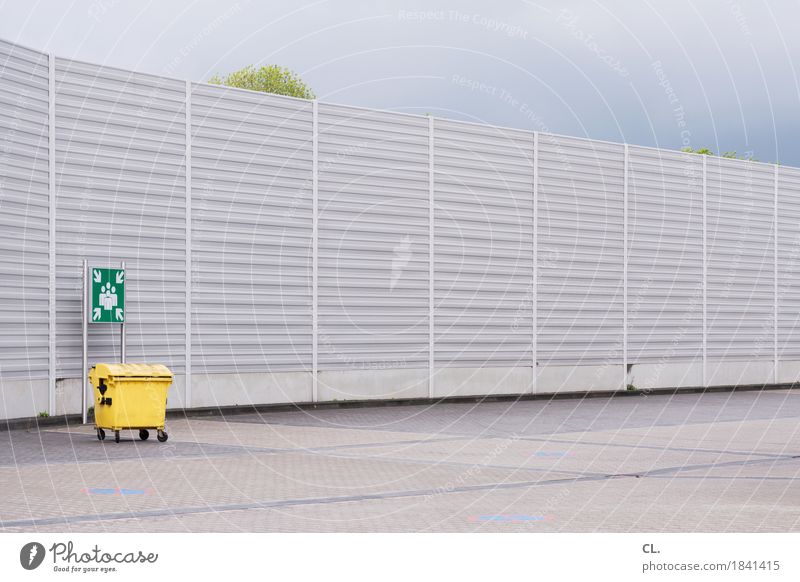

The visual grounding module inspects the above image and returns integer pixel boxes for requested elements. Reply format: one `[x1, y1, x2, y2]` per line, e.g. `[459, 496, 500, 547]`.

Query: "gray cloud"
[1, 0, 795, 163]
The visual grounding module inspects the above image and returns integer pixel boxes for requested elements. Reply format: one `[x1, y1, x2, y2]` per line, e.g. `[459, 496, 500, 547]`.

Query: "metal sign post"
[82, 260, 88, 425]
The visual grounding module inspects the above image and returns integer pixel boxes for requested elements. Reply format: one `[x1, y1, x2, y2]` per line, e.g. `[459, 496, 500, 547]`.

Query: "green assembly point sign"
[90, 267, 125, 323]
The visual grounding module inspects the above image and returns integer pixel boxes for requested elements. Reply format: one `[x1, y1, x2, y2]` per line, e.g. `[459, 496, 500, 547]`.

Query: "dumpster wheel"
[96, 428, 105, 441]
[139, 429, 150, 441]
[157, 429, 168, 443]
[114, 430, 120, 443]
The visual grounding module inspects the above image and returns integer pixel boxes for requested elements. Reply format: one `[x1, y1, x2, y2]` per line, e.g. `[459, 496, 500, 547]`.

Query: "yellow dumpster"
[88, 363, 173, 443]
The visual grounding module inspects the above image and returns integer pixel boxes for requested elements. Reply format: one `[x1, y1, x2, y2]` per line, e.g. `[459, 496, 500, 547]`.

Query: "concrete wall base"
[537, 363, 623, 393]
[190, 371, 312, 409]
[433, 366, 531, 398]
[777, 361, 800, 384]
[0, 378, 48, 420]
[4, 359, 800, 421]
[629, 361, 703, 390]
[318, 368, 427, 401]
[707, 359, 774, 386]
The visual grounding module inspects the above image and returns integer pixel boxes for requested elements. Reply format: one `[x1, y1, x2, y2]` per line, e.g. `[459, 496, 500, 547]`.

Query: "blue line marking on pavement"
[82, 488, 152, 496]
[468, 514, 555, 523]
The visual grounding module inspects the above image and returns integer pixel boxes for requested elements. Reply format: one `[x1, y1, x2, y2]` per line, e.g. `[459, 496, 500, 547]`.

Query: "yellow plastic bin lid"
[90, 363, 173, 380]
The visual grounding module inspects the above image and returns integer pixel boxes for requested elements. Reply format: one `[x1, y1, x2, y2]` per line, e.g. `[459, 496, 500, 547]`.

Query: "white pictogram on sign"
[100, 282, 118, 311]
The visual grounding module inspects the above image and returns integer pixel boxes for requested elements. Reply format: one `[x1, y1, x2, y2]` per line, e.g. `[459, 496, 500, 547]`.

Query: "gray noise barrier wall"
[2, 37, 800, 420]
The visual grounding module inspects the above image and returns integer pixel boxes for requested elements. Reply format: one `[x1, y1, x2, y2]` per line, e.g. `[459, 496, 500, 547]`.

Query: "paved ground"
[1, 389, 799, 532]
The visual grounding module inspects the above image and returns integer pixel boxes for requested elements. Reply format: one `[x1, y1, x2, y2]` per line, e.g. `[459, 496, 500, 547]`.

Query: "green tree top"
[681, 147, 756, 161]
[209, 64, 315, 100]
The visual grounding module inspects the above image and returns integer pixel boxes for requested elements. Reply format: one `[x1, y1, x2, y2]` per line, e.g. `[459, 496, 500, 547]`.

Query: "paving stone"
[1, 390, 798, 532]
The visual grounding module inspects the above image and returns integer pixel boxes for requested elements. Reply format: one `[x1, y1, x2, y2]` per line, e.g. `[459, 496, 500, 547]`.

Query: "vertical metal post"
[622, 143, 629, 390]
[702, 155, 708, 387]
[48, 52, 56, 415]
[312, 99, 319, 402]
[532, 132, 538, 394]
[185, 80, 192, 407]
[82, 259, 88, 424]
[120, 260, 126, 363]
[774, 164, 779, 384]
[428, 115, 435, 399]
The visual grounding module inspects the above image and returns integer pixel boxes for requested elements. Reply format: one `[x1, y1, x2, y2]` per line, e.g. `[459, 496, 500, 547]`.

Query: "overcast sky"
[1, 0, 797, 164]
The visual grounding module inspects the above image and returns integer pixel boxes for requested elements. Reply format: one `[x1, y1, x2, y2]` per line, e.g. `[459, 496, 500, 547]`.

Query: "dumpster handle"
[97, 379, 112, 406]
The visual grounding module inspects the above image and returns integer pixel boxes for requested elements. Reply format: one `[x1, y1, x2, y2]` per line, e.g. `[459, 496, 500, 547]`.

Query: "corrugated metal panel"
[434, 119, 533, 367]
[537, 134, 624, 364]
[317, 103, 429, 369]
[706, 157, 774, 360]
[6, 37, 800, 391]
[777, 165, 800, 358]
[627, 147, 703, 363]
[0, 39, 50, 379]
[191, 83, 313, 373]
[54, 58, 186, 376]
